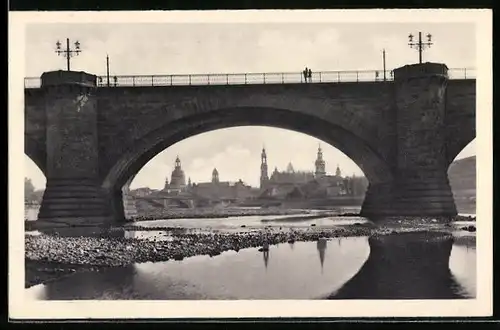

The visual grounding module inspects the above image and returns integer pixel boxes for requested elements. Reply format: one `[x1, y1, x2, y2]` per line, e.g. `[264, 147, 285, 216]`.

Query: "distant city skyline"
[24, 21, 476, 190]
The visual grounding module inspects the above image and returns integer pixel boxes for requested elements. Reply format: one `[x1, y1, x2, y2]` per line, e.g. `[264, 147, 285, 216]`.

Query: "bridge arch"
[25, 137, 46, 177]
[446, 138, 476, 214]
[25, 154, 46, 187]
[446, 131, 476, 167]
[24, 155, 46, 217]
[449, 138, 476, 166]
[101, 106, 394, 193]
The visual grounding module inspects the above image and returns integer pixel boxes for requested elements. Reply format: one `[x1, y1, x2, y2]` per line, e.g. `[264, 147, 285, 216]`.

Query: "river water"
[25, 213, 476, 300]
[125, 211, 369, 238]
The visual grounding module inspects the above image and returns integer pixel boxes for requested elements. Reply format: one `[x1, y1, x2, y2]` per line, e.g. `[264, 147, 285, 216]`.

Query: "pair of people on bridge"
[303, 67, 312, 83]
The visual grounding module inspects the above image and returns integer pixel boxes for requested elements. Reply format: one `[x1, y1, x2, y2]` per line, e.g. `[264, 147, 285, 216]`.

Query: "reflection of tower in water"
[263, 250, 269, 270]
[317, 238, 328, 274]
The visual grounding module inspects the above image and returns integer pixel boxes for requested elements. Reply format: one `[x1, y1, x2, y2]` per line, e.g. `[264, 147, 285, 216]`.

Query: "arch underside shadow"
[446, 133, 476, 167]
[102, 107, 394, 192]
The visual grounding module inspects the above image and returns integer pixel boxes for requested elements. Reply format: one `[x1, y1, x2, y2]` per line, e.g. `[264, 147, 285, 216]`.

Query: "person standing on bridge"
[308, 68, 312, 83]
[303, 67, 308, 83]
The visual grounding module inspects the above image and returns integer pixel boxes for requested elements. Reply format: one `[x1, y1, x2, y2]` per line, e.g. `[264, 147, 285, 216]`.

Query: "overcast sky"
[24, 21, 476, 190]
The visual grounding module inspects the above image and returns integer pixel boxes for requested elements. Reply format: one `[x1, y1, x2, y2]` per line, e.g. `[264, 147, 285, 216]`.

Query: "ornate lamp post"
[382, 49, 387, 81]
[408, 32, 433, 64]
[55, 38, 82, 71]
[106, 54, 110, 87]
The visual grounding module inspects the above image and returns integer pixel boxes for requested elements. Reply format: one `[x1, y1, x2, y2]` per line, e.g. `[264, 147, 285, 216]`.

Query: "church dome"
[170, 156, 186, 189]
[170, 168, 186, 187]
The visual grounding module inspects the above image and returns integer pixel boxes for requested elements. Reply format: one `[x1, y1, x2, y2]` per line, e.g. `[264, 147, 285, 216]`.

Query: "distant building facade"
[158, 157, 257, 203]
[130, 187, 157, 197]
[140, 146, 368, 207]
[258, 145, 367, 199]
[190, 167, 256, 202]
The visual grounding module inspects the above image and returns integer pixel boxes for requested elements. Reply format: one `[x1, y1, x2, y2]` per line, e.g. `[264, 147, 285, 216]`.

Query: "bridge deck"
[24, 68, 475, 89]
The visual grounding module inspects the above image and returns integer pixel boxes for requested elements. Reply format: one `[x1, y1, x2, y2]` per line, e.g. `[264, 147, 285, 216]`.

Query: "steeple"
[175, 156, 181, 168]
[286, 162, 295, 173]
[315, 143, 326, 178]
[335, 164, 342, 177]
[163, 176, 169, 191]
[260, 146, 269, 189]
[188, 177, 192, 187]
[212, 168, 219, 183]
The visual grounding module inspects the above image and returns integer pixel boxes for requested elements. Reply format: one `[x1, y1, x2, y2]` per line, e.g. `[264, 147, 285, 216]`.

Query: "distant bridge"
[133, 193, 237, 210]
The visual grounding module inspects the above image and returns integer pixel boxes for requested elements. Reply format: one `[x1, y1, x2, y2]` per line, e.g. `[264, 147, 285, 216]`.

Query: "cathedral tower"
[260, 147, 269, 189]
[212, 168, 219, 183]
[335, 164, 342, 177]
[315, 144, 326, 178]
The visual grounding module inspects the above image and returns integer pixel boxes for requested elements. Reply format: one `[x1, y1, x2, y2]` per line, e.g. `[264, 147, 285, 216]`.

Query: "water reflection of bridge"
[330, 231, 474, 299]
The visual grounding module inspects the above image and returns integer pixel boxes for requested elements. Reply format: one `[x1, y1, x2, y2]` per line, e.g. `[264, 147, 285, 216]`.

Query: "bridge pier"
[35, 71, 116, 231]
[361, 63, 457, 218]
[122, 176, 138, 220]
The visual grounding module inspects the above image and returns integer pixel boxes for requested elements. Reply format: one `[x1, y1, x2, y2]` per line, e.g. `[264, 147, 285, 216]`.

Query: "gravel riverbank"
[26, 225, 375, 267]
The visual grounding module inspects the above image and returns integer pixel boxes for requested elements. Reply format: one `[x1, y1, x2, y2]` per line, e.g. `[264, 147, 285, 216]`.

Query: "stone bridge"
[24, 63, 476, 229]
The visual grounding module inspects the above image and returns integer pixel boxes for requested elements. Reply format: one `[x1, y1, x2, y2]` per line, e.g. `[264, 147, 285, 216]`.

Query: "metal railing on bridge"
[24, 68, 476, 89]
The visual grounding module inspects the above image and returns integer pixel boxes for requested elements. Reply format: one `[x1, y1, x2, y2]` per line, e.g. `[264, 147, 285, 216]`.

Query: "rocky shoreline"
[24, 217, 476, 289]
